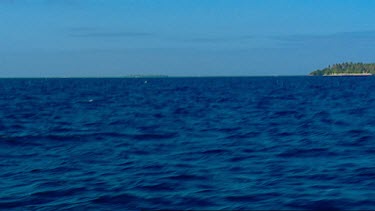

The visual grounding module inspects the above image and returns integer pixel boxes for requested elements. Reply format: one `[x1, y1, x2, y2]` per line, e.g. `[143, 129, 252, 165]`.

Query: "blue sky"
[1, 0, 375, 77]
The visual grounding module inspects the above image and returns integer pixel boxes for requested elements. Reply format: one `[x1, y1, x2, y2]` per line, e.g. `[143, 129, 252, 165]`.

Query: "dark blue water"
[0, 77, 374, 210]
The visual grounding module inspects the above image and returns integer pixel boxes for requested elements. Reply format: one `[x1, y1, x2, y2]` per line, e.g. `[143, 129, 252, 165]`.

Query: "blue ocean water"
[0, 77, 374, 210]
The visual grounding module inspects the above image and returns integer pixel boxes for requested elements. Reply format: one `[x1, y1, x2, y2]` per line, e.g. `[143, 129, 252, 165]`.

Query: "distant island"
[309, 62, 375, 76]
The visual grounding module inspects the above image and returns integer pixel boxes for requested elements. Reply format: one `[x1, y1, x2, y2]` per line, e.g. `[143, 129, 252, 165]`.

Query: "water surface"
[0, 77, 374, 210]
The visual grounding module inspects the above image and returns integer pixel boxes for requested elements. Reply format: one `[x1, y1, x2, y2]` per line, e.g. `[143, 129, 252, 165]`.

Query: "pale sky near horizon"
[1, 0, 375, 77]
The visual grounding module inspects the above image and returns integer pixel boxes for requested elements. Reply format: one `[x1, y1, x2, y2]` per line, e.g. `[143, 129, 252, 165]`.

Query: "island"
[309, 62, 375, 76]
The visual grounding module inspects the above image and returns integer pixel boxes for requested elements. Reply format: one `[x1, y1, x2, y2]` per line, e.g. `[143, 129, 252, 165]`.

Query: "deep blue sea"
[0, 77, 375, 210]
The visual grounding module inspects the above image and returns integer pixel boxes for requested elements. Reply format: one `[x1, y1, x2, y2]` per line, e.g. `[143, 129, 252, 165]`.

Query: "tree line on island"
[310, 62, 375, 76]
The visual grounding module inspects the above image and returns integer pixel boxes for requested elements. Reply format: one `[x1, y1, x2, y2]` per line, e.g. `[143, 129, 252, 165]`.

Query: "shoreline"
[323, 73, 372, 76]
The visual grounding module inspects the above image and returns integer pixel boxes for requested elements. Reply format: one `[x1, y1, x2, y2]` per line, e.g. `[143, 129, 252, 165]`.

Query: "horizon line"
[0, 74, 309, 79]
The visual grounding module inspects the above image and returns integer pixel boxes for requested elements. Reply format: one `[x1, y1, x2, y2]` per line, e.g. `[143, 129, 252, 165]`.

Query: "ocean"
[0, 77, 374, 210]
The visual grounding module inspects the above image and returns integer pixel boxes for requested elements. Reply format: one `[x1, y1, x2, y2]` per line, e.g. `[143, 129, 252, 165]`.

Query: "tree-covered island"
[309, 62, 375, 76]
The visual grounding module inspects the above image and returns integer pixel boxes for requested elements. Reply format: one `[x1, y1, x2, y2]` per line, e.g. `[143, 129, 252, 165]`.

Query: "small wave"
[166, 174, 208, 181]
[277, 147, 337, 158]
[0, 136, 43, 147]
[139, 183, 176, 192]
[228, 155, 256, 162]
[92, 193, 140, 205]
[355, 167, 375, 179]
[174, 196, 217, 208]
[0, 197, 51, 208]
[173, 107, 190, 115]
[225, 132, 261, 139]
[130, 132, 178, 140]
[201, 149, 230, 154]
[225, 192, 282, 202]
[31, 187, 87, 198]
[273, 110, 300, 117]
[341, 135, 375, 147]
[286, 199, 342, 210]
[346, 129, 370, 136]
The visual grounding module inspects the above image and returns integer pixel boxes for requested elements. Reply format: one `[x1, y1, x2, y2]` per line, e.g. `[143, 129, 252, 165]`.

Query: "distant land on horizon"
[310, 62, 375, 76]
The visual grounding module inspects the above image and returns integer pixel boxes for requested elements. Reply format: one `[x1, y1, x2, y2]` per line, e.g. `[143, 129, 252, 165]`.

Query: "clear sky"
[1, 0, 375, 77]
